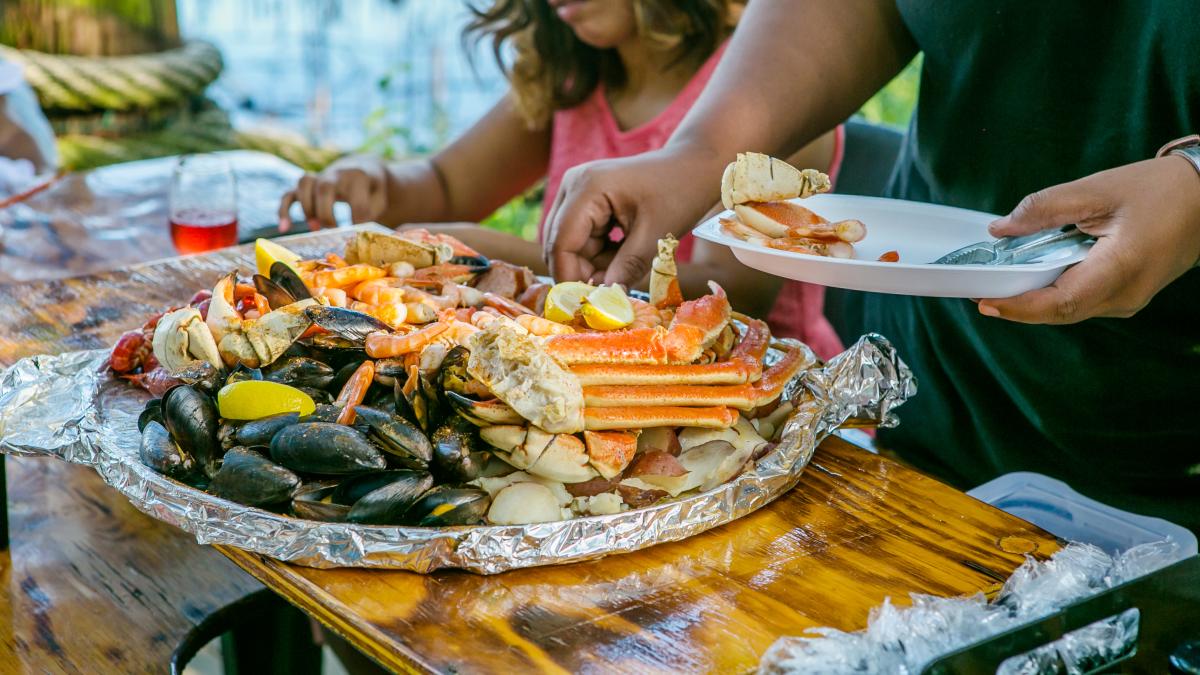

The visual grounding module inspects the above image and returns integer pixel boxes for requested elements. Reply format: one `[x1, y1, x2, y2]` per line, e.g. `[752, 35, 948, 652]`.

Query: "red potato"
[626, 450, 687, 478]
[636, 427, 681, 456]
[564, 477, 618, 498]
[617, 482, 670, 508]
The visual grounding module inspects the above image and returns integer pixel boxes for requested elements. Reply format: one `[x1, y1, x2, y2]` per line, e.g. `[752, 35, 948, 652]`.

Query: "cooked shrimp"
[365, 321, 451, 358]
[312, 264, 386, 289]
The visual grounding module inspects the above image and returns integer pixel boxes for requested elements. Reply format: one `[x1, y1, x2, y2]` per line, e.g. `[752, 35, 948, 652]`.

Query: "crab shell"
[720, 152, 831, 210]
[343, 231, 451, 268]
[217, 298, 319, 369]
[152, 307, 224, 374]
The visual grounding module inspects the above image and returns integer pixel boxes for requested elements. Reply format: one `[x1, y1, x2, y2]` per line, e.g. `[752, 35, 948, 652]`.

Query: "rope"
[0, 41, 222, 112]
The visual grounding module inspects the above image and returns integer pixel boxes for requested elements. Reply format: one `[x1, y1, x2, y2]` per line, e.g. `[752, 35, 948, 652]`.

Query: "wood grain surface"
[0, 457, 262, 673]
[222, 436, 1060, 674]
[0, 225, 1060, 673]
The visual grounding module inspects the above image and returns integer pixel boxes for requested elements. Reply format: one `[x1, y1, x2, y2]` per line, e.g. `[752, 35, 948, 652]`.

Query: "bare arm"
[546, 0, 918, 284]
[281, 93, 551, 229]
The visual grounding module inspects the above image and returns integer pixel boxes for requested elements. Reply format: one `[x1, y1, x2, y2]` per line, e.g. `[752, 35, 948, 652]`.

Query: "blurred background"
[0, 0, 919, 238]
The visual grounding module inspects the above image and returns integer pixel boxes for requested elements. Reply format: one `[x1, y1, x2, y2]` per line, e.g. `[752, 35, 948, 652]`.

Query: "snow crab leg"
[583, 405, 737, 430]
[544, 283, 730, 365]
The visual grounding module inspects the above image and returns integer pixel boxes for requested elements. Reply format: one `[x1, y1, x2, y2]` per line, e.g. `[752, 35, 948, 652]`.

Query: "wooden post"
[0, 0, 181, 56]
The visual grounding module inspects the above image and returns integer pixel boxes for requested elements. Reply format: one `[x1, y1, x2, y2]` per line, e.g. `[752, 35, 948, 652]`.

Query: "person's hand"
[980, 157, 1200, 324]
[277, 155, 389, 231]
[544, 148, 725, 285]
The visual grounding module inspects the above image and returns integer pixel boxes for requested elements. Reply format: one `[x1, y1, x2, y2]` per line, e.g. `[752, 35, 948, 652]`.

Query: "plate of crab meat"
[110, 226, 818, 530]
[693, 152, 1090, 298]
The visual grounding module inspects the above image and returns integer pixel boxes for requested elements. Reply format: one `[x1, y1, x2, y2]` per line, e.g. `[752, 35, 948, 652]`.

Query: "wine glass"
[169, 154, 238, 254]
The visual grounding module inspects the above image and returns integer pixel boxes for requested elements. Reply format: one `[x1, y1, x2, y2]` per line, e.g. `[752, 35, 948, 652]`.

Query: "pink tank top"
[541, 40, 845, 360]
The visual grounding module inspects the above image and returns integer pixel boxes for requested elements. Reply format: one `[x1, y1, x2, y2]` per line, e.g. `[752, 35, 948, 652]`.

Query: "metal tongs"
[933, 224, 1094, 265]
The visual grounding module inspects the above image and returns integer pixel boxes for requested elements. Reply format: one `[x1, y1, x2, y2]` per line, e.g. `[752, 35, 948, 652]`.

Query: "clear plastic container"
[968, 472, 1197, 557]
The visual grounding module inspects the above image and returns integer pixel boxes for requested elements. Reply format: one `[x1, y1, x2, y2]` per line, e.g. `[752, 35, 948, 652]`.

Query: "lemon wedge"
[217, 380, 316, 420]
[581, 285, 634, 330]
[544, 281, 594, 324]
[255, 238, 303, 278]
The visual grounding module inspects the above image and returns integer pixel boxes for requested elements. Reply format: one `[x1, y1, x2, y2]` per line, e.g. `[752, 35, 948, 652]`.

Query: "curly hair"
[466, 1, 739, 129]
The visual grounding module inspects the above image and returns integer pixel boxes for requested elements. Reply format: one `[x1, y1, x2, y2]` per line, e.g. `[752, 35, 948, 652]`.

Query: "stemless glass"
[168, 154, 238, 254]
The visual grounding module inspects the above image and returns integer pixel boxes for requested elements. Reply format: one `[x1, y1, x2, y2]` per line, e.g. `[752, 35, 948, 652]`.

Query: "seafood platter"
[0, 155, 913, 572]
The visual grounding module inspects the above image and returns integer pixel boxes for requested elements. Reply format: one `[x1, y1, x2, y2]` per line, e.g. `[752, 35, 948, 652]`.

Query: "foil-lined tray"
[0, 335, 913, 573]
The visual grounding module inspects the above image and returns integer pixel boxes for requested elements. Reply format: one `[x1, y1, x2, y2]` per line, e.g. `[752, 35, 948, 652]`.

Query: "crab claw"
[206, 272, 242, 345]
[218, 298, 318, 369]
[152, 307, 224, 374]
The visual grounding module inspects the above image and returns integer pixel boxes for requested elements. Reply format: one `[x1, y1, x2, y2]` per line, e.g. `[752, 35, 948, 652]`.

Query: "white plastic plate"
[692, 194, 1090, 298]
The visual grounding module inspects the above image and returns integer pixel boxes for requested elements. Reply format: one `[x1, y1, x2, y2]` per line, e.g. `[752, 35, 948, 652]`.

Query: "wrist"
[382, 159, 446, 225]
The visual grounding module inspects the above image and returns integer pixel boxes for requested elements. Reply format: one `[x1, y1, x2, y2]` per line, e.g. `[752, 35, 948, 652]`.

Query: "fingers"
[277, 190, 297, 232]
[547, 178, 618, 282]
[977, 242, 1128, 324]
[314, 180, 337, 229]
[603, 224, 658, 287]
[989, 178, 1110, 238]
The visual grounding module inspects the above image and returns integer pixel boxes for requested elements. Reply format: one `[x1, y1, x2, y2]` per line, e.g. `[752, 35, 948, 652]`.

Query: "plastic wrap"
[0, 334, 912, 573]
[758, 540, 1185, 674]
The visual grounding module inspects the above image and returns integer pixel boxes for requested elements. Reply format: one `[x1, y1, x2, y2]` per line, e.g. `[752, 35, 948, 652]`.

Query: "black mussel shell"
[308, 403, 343, 423]
[297, 386, 334, 405]
[270, 261, 312, 301]
[208, 447, 301, 506]
[436, 346, 480, 401]
[233, 412, 300, 447]
[345, 470, 435, 525]
[291, 481, 349, 522]
[330, 358, 369, 395]
[395, 370, 444, 435]
[173, 361, 223, 394]
[162, 384, 221, 477]
[226, 363, 263, 384]
[138, 398, 163, 433]
[140, 420, 200, 483]
[264, 356, 335, 390]
[373, 358, 408, 379]
[353, 405, 432, 470]
[449, 254, 490, 271]
[331, 470, 419, 506]
[407, 486, 491, 527]
[431, 418, 489, 483]
[270, 422, 387, 475]
[254, 273, 295, 311]
[305, 306, 389, 345]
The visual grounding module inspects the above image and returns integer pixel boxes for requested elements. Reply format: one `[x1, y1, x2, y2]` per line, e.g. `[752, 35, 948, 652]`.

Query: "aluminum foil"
[0, 334, 913, 573]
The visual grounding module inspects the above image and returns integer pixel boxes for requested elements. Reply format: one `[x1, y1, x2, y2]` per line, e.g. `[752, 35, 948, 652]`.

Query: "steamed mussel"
[353, 405, 432, 470]
[162, 384, 221, 477]
[345, 470, 435, 525]
[270, 422, 387, 474]
[208, 447, 301, 506]
[406, 486, 491, 527]
[140, 420, 200, 484]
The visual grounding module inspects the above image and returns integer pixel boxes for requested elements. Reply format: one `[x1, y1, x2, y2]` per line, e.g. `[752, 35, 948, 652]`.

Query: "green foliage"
[857, 55, 922, 129]
[479, 188, 542, 240]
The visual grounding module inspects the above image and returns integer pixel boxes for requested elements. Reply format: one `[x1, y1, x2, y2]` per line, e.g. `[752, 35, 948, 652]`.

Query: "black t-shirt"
[837, 1, 1200, 529]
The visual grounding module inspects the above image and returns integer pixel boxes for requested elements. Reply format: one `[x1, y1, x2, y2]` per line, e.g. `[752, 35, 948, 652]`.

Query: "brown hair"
[466, 0, 739, 129]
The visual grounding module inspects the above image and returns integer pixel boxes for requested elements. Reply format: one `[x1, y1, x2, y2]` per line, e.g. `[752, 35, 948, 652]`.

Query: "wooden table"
[0, 149, 301, 284]
[0, 226, 1060, 673]
[0, 151, 304, 672]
